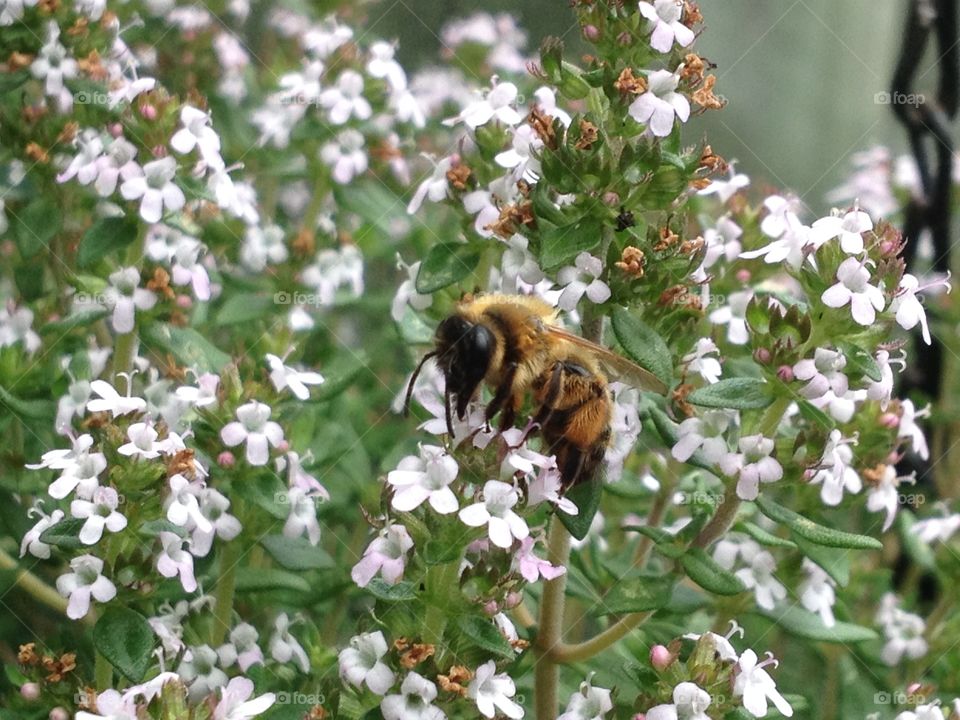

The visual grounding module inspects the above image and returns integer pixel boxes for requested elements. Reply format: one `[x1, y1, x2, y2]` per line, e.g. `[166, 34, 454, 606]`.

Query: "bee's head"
[434, 314, 496, 419]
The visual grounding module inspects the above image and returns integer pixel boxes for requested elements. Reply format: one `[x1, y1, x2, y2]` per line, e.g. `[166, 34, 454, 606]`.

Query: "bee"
[403, 293, 667, 488]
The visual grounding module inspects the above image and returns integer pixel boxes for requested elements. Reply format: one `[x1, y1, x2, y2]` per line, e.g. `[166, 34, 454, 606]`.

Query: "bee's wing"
[545, 326, 669, 395]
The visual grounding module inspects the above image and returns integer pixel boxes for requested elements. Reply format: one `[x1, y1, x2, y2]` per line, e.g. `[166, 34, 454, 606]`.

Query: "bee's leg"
[444, 386, 454, 438]
[529, 362, 565, 437]
[484, 361, 518, 427]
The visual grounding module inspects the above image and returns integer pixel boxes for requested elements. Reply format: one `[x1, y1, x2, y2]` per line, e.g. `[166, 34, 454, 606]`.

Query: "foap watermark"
[274, 290, 331, 308]
[274, 490, 326, 507]
[675, 490, 726, 506]
[274, 691, 325, 705]
[874, 91, 925, 107]
[873, 691, 928, 706]
[74, 90, 112, 106]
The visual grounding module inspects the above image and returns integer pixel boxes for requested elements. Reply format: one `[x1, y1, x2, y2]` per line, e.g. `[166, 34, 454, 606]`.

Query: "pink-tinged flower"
[339, 631, 395, 695]
[213, 677, 275, 720]
[56, 554, 116, 619]
[793, 347, 848, 399]
[811, 207, 872, 254]
[220, 401, 285, 466]
[277, 451, 329, 499]
[444, 79, 523, 128]
[459, 480, 529, 549]
[671, 410, 734, 464]
[890, 272, 951, 345]
[720, 434, 782, 501]
[104, 267, 158, 334]
[170, 106, 224, 169]
[557, 252, 611, 311]
[733, 650, 793, 717]
[157, 531, 198, 592]
[515, 536, 566, 583]
[175, 372, 220, 408]
[381, 672, 445, 720]
[387, 444, 459, 514]
[628, 70, 690, 137]
[352, 524, 414, 587]
[20, 503, 65, 559]
[269, 613, 310, 672]
[170, 237, 212, 301]
[179, 645, 228, 701]
[75, 689, 137, 720]
[217, 623, 263, 672]
[70, 486, 127, 544]
[320, 70, 372, 124]
[639, 0, 695, 53]
[876, 594, 928, 667]
[56, 129, 104, 185]
[266, 353, 324, 400]
[468, 660, 523, 719]
[87, 378, 147, 416]
[821, 257, 885, 326]
[93, 136, 138, 197]
[191, 488, 242, 557]
[120, 157, 186, 224]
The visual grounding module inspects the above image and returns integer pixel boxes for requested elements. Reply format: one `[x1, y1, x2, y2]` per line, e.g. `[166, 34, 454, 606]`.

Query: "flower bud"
[20, 683, 40, 701]
[483, 600, 499, 616]
[151, 144, 167, 158]
[277, 439, 290, 453]
[583, 24, 600, 41]
[650, 644, 674, 671]
[50, 708, 69, 720]
[736, 269, 751, 283]
[753, 347, 771, 364]
[503, 592, 522, 609]
[108, 123, 123, 138]
[617, 31, 632, 45]
[218, 451, 235, 468]
[602, 191, 621, 206]
[176, 294, 193, 309]
[141, 104, 157, 120]
[880, 413, 900, 428]
[907, 682, 922, 695]
[776, 365, 794, 382]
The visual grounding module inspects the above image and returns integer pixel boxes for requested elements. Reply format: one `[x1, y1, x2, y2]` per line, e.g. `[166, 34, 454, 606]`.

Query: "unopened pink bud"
[880, 240, 897, 255]
[907, 682, 922, 694]
[176, 294, 193, 309]
[650, 644, 673, 671]
[503, 592, 522, 609]
[483, 600, 499, 616]
[583, 24, 600, 41]
[108, 123, 123, 138]
[603, 191, 621, 206]
[633, 714, 646, 720]
[736, 269, 751, 283]
[880, 413, 900, 428]
[277, 440, 290, 453]
[141, 104, 157, 120]
[218, 451, 235, 468]
[151, 145, 167, 158]
[617, 31, 632, 45]
[776, 365, 794, 382]
[20, 683, 40, 701]
[50, 709, 69, 720]
[754, 347, 771, 364]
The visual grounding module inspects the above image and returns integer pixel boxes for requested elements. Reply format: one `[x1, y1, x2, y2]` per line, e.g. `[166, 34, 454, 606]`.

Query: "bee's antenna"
[403, 351, 438, 417]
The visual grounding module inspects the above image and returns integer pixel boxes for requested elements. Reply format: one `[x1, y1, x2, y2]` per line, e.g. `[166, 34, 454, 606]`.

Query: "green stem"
[210, 540, 241, 646]
[422, 560, 462, 668]
[534, 519, 571, 720]
[549, 610, 654, 663]
[94, 652, 112, 690]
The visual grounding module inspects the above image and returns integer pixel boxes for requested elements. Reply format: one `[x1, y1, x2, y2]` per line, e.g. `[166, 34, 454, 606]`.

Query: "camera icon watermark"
[874, 91, 925, 107]
[74, 291, 110, 306]
[275, 691, 325, 705]
[75, 90, 111, 106]
[675, 490, 725, 506]
[274, 290, 329, 308]
[873, 691, 927, 705]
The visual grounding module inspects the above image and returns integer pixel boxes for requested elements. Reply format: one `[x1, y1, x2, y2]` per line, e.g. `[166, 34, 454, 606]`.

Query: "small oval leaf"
[688, 378, 773, 410]
[415, 242, 482, 294]
[93, 607, 156, 683]
[681, 548, 746, 596]
[756, 496, 882, 550]
[611, 308, 673, 386]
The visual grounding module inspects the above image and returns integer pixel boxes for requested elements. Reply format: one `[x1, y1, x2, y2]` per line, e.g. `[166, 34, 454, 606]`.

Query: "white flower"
[56, 554, 116, 619]
[175, 372, 220, 408]
[793, 347, 848, 399]
[459, 480, 529, 549]
[894, 704, 947, 720]
[367, 41, 407, 90]
[27, 433, 107, 500]
[20, 504, 65, 559]
[890, 272, 951, 345]
[166, 474, 211, 531]
[628, 70, 690, 137]
[1, 0, 37, 25]
[671, 410, 733, 463]
[320, 70, 372, 124]
[266, 353, 324, 400]
[501, 234, 545, 292]
[220, 401, 285, 466]
[407, 155, 452, 214]
[799, 558, 836, 627]
[683, 620, 743, 662]
[558, 676, 614, 720]
[170, 236, 212, 300]
[715, 539, 786, 611]
[866, 465, 914, 531]
[241, 224, 287, 272]
[876, 594, 927, 666]
[699, 162, 750, 204]
[381, 672, 445, 720]
[683, 337, 722, 384]
[646, 682, 711, 720]
[269, 613, 310, 672]
[811, 207, 872, 254]
[709, 290, 752, 344]
[913, 512, 960, 544]
[191, 487, 242, 557]
[720, 434, 782, 501]
[899, 399, 930, 460]
[339, 631, 395, 695]
[70, 486, 127, 544]
[444, 78, 523, 129]
[282, 486, 321, 546]
[87, 378, 147, 416]
[56, 129, 104, 185]
[170, 106, 224, 169]
[809, 430, 861, 506]
[866, 349, 900, 408]
[534, 86, 571, 126]
[387, 445, 459, 514]
[639, 0, 695, 52]
[352, 524, 414, 588]
[392, 256, 433, 321]
[0, 304, 41, 353]
[821, 257, 885, 326]
[321, 129, 367, 184]
[557, 252, 611, 311]
[733, 649, 793, 717]
[104, 267, 158, 334]
[120, 157, 186, 224]
[118, 421, 161, 459]
[213, 677, 275, 720]
[467, 660, 523, 719]
[217, 623, 263, 671]
[496, 124, 543, 182]
[30, 22, 77, 109]
[179, 645, 228, 701]
[157, 531, 198, 592]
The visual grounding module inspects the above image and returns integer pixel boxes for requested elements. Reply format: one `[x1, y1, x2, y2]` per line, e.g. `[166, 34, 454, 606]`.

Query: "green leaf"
[141, 323, 231, 373]
[639, 400, 716, 473]
[756, 496, 882, 549]
[557, 477, 602, 541]
[538, 217, 602, 269]
[234, 568, 311, 594]
[735, 521, 797, 549]
[77, 216, 138, 269]
[456, 615, 515, 659]
[38, 518, 87, 549]
[611, 307, 673, 386]
[598, 575, 675, 614]
[41, 306, 110, 334]
[757, 605, 878, 643]
[793, 534, 850, 586]
[838, 342, 882, 382]
[688, 378, 773, 410]
[643, 165, 687, 209]
[366, 579, 417, 602]
[897, 510, 936, 570]
[422, 538, 463, 566]
[13, 197, 61, 258]
[797, 400, 833, 431]
[415, 242, 483, 294]
[214, 293, 276, 325]
[0, 385, 55, 420]
[680, 548, 746, 595]
[622, 525, 685, 559]
[137, 519, 185, 537]
[260, 535, 334, 571]
[0, 69, 30, 94]
[93, 607, 156, 682]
